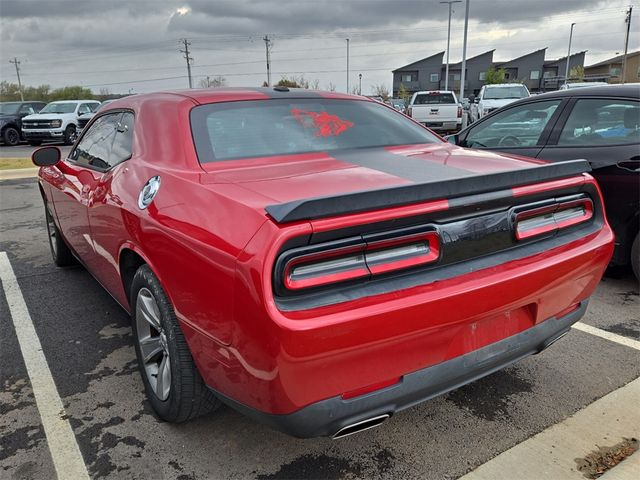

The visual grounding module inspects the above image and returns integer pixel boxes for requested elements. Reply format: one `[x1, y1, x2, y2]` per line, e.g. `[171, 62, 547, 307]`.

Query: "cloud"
[0, 0, 636, 94]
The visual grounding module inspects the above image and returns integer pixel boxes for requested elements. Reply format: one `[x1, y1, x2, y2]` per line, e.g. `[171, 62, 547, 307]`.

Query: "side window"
[77, 103, 92, 115]
[18, 104, 35, 115]
[69, 114, 120, 170]
[557, 99, 639, 146]
[110, 112, 134, 165]
[463, 100, 562, 148]
[90, 103, 101, 112]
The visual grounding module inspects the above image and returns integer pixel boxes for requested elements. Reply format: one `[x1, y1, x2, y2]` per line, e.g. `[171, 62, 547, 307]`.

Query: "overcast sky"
[1, 0, 638, 95]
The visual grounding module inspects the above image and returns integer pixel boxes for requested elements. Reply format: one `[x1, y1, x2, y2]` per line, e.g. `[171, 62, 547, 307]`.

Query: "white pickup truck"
[469, 83, 530, 123]
[21, 100, 101, 146]
[407, 91, 462, 134]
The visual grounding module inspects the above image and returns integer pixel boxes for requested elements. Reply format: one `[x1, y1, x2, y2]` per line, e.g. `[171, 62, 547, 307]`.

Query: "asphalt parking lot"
[0, 143, 72, 159]
[1, 171, 639, 479]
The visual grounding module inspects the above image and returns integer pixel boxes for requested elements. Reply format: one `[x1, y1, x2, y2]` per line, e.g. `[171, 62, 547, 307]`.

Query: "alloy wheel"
[135, 287, 171, 400]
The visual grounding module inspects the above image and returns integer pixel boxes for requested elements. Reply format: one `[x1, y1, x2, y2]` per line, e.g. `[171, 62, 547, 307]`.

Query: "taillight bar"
[514, 197, 593, 241]
[281, 229, 440, 291]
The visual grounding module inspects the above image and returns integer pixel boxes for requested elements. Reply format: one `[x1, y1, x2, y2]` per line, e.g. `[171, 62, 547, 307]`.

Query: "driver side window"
[464, 100, 561, 148]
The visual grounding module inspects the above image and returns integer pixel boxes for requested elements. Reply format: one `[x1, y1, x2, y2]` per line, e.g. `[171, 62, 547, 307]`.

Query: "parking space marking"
[573, 322, 640, 351]
[459, 376, 640, 480]
[0, 252, 89, 480]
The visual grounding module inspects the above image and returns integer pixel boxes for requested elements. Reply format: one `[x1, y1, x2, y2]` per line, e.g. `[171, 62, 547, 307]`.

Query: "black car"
[448, 85, 639, 277]
[0, 101, 47, 146]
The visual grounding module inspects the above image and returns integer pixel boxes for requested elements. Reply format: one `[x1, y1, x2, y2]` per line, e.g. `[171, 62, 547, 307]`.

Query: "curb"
[0, 167, 39, 181]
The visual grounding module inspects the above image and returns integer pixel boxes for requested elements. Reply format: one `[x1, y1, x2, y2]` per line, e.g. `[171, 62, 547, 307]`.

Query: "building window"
[610, 67, 621, 77]
[504, 72, 511, 80]
[530, 70, 540, 80]
[430, 73, 439, 82]
[543, 70, 554, 78]
[449, 73, 461, 82]
[479, 71, 487, 81]
[400, 72, 418, 82]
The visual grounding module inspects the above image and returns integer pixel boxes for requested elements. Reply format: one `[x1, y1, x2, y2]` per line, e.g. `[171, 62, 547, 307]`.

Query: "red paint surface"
[37, 89, 614, 416]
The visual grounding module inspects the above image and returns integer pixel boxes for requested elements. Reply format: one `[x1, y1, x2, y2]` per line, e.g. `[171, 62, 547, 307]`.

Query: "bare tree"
[325, 82, 337, 92]
[371, 84, 390, 101]
[199, 75, 227, 88]
[310, 79, 320, 90]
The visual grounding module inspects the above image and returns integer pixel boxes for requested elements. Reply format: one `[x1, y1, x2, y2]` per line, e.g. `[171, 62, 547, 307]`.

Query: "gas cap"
[138, 176, 161, 209]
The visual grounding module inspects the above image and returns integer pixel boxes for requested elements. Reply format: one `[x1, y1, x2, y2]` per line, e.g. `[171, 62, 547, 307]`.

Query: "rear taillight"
[457, 106, 462, 118]
[279, 228, 440, 292]
[514, 197, 593, 241]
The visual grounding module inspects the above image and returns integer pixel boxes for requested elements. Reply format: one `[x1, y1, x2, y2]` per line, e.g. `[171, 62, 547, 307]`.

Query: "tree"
[372, 84, 390, 101]
[48, 86, 94, 101]
[276, 75, 312, 89]
[199, 75, 227, 88]
[310, 79, 320, 90]
[398, 83, 410, 103]
[484, 67, 507, 84]
[568, 66, 584, 82]
[325, 82, 337, 92]
[350, 85, 359, 95]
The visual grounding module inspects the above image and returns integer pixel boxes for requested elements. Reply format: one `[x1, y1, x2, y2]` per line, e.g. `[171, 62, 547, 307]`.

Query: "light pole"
[459, 0, 470, 102]
[346, 38, 350, 93]
[358, 73, 362, 95]
[564, 23, 576, 86]
[441, 1, 461, 91]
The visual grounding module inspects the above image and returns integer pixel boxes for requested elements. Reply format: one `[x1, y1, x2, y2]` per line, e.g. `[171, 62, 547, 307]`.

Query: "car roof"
[484, 83, 527, 88]
[48, 99, 99, 103]
[527, 84, 640, 100]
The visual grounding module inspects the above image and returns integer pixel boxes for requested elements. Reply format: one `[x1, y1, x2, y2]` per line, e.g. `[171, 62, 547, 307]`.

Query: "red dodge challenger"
[33, 88, 614, 438]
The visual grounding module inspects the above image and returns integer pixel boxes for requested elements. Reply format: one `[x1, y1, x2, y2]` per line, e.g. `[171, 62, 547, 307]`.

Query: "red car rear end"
[35, 88, 614, 438]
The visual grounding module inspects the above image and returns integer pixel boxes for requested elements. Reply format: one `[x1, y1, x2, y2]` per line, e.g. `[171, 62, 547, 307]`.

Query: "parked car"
[0, 101, 47, 146]
[448, 84, 639, 278]
[389, 98, 406, 111]
[32, 88, 613, 438]
[559, 82, 608, 90]
[21, 100, 101, 145]
[407, 90, 462, 134]
[77, 99, 117, 131]
[469, 83, 530, 123]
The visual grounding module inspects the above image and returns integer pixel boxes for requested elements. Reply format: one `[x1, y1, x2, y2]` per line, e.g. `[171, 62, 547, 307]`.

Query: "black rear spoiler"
[265, 159, 591, 224]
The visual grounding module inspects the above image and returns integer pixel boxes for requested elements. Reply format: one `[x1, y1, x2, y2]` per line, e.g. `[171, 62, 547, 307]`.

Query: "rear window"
[412, 93, 456, 105]
[191, 98, 440, 162]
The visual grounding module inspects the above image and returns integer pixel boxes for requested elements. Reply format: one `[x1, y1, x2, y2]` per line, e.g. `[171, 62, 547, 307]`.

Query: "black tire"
[631, 232, 639, 281]
[63, 125, 77, 145]
[3, 127, 20, 146]
[29, 141, 42, 146]
[44, 202, 76, 267]
[130, 265, 220, 422]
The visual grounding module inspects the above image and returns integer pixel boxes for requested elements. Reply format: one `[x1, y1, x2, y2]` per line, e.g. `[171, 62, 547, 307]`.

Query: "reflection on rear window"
[413, 93, 456, 105]
[190, 98, 440, 162]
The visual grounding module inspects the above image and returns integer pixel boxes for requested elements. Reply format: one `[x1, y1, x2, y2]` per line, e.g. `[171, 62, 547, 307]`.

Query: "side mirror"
[32, 146, 61, 167]
[445, 134, 459, 145]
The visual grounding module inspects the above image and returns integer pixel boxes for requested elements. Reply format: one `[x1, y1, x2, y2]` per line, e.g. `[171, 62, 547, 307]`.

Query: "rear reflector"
[515, 197, 593, 240]
[283, 230, 440, 291]
[341, 377, 402, 400]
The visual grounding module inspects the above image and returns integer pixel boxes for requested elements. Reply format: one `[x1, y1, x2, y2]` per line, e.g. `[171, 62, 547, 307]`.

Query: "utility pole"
[263, 35, 272, 86]
[459, 0, 470, 101]
[179, 39, 193, 88]
[564, 23, 576, 86]
[346, 38, 350, 93]
[621, 6, 633, 84]
[441, 1, 461, 91]
[358, 73, 362, 95]
[9, 57, 24, 101]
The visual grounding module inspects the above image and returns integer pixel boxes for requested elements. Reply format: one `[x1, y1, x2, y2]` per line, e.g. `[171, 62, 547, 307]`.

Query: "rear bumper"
[211, 300, 587, 438]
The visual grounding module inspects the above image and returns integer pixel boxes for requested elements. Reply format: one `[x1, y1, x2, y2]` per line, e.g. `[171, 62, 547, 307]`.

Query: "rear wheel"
[130, 265, 220, 422]
[44, 203, 75, 267]
[3, 127, 20, 146]
[63, 125, 77, 145]
[631, 232, 639, 280]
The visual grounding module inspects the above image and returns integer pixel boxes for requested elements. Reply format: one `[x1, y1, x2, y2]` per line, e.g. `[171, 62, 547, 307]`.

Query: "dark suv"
[448, 85, 639, 278]
[0, 101, 47, 146]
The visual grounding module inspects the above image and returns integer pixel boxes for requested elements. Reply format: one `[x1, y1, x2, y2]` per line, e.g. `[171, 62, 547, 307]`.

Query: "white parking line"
[573, 322, 640, 350]
[0, 252, 89, 480]
[460, 376, 640, 480]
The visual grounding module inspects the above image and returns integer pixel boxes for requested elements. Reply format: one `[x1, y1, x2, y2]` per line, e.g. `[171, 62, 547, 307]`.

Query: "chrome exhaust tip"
[332, 414, 390, 439]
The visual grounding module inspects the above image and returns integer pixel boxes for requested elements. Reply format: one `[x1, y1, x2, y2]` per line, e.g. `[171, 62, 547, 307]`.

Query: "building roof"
[544, 51, 587, 67]
[494, 48, 547, 67]
[586, 50, 640, 68]
[392, 52, 445, 72]
[447, 50, 495, 68]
